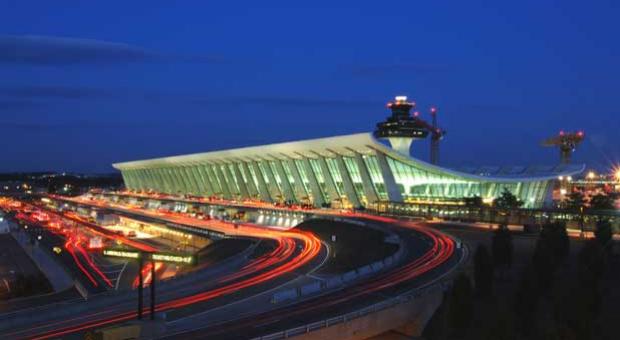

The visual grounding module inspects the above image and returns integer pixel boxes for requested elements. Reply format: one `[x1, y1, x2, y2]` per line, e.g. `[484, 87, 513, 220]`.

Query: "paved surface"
[162, 217, 463, 339]
[10, 229, 74, 292]
[0, 233, 53, 299]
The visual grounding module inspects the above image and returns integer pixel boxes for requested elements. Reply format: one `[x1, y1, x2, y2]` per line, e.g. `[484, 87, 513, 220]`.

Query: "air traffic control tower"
[373, 96, 429, 155]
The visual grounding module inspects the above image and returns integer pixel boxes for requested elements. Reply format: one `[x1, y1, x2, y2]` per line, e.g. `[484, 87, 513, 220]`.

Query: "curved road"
[0, 195, 463, 339]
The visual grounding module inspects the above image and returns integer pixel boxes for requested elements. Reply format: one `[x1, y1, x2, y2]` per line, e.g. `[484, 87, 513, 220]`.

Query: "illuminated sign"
[152, 253, 193, 264]
[103, 249, 141, 259]
[102, 248, 193, 264]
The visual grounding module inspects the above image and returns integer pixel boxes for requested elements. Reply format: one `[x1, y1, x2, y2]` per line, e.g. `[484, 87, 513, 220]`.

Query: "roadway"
[56, 195, 463, 339]
[0, 193, 463, 339]
[0, 197, 325, 339]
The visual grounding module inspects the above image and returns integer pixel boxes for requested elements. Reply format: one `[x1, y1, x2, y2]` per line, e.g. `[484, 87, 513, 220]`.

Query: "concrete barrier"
[300, 281, 321, 296]
[342, 270, 357, 282]
[271, 288, 298, 304]
[370, 261, 383, 272]
[326, 276, 343, 288]
[357, 265, 372, 276]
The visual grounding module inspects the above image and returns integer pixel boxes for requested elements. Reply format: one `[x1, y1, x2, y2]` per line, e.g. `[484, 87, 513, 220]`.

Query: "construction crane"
[412, 107, 446, 165]
[541, 130, 584, 164]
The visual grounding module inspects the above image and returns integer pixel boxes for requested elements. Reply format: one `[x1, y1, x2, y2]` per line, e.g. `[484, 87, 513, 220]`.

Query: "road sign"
[102, 248, 194, 264]
[103, 249, 141, 259]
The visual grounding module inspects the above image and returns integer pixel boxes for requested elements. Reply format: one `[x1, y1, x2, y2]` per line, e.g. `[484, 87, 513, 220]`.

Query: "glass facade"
[115, 133, 578, 209]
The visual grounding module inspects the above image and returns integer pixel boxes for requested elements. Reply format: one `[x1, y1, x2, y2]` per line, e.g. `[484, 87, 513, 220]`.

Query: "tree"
[565, 191, 586, 212]
[513, 265, 540, 337]
[464, 195, 484, 221]
[494, 188, 523, 224]
[532, 237, 556, 293]
[594, 219, 612, 247]
[448, 273, 474, 336]
[492, 226, 513, 277]
[565, 191, 587, 234]
[494, 188, 523, 211]
[539, 221, 570, 267]
[589, 193, 616, 211]
[473, 244, 494, 296]
[464, 195, 483, 208]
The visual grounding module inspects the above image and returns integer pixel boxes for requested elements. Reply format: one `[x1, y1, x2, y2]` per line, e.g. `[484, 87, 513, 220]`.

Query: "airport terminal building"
[114, 97, 583, 209]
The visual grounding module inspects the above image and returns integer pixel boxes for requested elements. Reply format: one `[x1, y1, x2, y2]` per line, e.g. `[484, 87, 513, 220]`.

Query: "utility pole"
[150, 260, 156, 320]
[430, 107, 440, 165]
[137, 255, 143, 320]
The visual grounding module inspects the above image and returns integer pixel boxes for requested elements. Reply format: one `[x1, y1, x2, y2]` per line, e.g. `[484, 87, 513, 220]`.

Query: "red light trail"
[1, 193, 457, 340]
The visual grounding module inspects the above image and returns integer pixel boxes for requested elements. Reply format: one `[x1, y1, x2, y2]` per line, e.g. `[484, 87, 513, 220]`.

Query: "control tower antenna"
[409, 107, 446, 165]
[429, 107, 446, 165]
[373, 96, 429, 155]
[541, 130, 585, 164]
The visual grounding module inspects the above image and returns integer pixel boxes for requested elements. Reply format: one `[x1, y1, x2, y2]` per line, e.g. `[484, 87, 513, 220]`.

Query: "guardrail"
[270, 232, 406, 304]
[258, 280, 452, 340]
[257, 236, 468, 340]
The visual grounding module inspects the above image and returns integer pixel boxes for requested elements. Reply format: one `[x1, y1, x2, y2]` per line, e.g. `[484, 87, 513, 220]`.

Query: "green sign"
[102, 248, 194, 264]
[103, 249, 141, 259]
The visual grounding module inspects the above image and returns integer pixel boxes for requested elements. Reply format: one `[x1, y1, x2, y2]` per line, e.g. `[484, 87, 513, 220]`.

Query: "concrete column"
[260, 161, 283, 201]
[354, 153, 379, 203]
[194, 164, 214, 196]
[141, 169, 156, 191]
[239, 162, 259, 198]
[129, 170, 141, 190]
[146, 169, 159, 191]
[173, 167, 191, 194]
[214, 164, 233, 199]
[136, 169, 149, 190]
[317, 157, 340, 204]
[287, 159, 309, 202]
[166, 168, 184, 194]
[301, 158, 325, 207]
[204, 164, 222, 196]
[180, 166, 199, 194]
[128, 170, 142, 190]
[155, 168, 173, 193]
[188, 165, 206, 195]
[375, 151, 403, 203]
[232, 162, 250, 199]
[223, 163, 241, 197]
[121, 170, 135, 190]
[273, 159, 296, 202]
[142, 169, 159, 191]
[250, 162, 272, 202]
[335, 156, 362, 208]
[186, 165, 204, 195]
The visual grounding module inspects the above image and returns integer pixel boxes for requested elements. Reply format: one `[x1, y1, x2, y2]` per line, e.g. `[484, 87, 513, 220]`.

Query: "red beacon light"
[559, 130, 565, 136]
[413, 111, 420, 117]
[430, 107, 437, 114]
[577, 131, 584, 137]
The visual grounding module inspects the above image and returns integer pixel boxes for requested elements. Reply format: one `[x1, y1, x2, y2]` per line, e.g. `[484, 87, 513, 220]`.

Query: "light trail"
[4, 193, 457, 340]
[4, 196, 322, 340]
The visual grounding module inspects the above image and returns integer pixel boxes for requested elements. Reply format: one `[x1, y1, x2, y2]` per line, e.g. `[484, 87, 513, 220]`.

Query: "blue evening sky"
[0, 0, 618, 173]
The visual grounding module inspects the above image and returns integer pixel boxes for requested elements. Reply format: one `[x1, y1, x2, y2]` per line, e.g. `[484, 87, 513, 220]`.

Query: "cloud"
[0, 35, 224, 65]
[0, 85, 113, 99]
[0, 35, 155, 65]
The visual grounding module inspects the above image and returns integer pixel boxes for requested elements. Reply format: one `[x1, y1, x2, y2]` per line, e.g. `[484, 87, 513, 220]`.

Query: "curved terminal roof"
[114, 132, 584, 183]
